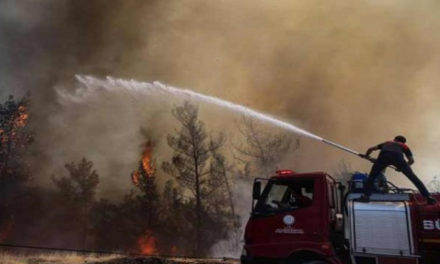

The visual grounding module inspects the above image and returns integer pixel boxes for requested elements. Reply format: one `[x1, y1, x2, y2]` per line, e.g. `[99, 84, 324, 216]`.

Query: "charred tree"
[129, 137, 162, 254]
[91, 134, 164, 254]
[162, 101, 225, 256]
[133, 163, 160, 227]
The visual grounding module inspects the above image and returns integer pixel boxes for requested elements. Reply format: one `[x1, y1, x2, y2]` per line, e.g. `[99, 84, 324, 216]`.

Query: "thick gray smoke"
[2, 0, 440, 195]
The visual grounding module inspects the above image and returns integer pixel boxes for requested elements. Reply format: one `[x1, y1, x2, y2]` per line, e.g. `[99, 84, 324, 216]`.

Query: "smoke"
[2, 0, 440, 258]
[2, 0, 440, 232]
[209, 179, 252, 258]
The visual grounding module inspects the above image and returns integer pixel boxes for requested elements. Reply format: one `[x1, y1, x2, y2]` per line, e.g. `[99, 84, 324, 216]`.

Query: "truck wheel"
[289, 259, 328, 264]
[240, 255, 253, 264]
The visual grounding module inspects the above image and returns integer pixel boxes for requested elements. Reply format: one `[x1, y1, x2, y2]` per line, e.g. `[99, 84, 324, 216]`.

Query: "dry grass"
[0, 253, 239, 264]
[169, 258, 238, 264]
[0, 252, 121, 264]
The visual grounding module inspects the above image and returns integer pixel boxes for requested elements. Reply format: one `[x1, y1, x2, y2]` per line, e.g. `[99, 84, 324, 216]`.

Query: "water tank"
[346, 194, 416, 257]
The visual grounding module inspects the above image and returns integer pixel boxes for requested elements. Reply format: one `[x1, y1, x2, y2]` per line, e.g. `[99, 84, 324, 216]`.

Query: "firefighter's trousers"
[364, 151, 431, 198]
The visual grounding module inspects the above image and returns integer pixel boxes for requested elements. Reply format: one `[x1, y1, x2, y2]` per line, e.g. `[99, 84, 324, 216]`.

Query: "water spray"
[68, 75, 376, 164]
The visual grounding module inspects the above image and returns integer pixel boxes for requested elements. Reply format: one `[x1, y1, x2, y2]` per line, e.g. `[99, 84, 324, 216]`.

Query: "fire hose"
[321, 138, 399, 171]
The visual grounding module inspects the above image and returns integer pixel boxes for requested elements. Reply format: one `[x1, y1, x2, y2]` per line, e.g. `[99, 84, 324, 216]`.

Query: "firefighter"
[359, 136, 437, 205]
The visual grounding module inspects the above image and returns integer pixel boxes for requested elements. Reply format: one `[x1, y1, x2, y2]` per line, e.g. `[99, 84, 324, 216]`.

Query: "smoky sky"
[1, 0, 440, 197]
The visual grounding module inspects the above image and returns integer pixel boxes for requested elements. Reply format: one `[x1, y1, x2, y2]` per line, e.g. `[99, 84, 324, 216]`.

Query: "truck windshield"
[254, 179, 314, 213]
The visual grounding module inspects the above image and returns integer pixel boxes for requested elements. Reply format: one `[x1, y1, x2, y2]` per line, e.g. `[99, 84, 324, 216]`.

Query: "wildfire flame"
[0, 104, 29, 142]
[0, 129, 5, 144]
[137, 230, 158, 255]
[131, 170, 141, 186]
[131, 140, 155, 185]
[0, 103, 30, 175]
[15, 105, 29, 128]
[141, 141, 155, 176]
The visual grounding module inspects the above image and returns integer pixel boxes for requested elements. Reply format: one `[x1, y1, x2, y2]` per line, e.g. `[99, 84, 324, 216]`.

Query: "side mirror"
[335, 213, 344, 231]
[253, 181, 261, 200]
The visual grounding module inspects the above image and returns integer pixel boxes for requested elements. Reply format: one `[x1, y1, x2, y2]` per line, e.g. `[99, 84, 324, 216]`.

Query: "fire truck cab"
[241, 170, 440, 264]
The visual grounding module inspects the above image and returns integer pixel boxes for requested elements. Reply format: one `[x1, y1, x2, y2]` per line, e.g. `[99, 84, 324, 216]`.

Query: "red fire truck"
[241, 170, 440, 264]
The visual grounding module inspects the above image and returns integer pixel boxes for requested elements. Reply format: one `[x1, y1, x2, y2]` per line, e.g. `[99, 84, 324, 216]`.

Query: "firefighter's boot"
[356, 195, 370, 203]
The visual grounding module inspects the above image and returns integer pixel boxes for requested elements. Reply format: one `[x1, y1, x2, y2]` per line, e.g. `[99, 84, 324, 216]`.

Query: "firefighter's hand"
[368, 157, 377, 163]
[358, 153, 367, 159]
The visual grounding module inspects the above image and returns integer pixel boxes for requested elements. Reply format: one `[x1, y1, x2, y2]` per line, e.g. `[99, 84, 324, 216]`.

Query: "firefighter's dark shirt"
[365, 140, 431, 198]
[377, 141, 413, 159]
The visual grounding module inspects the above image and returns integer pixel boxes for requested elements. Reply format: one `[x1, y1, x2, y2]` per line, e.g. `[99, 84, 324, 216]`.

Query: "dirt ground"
[93, 257, 239, 264]
[0, 252, 239, 264]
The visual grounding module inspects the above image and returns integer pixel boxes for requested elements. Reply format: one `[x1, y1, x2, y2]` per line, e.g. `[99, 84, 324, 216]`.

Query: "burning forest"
[2, 0, 440, 263]
[0, 95, 261, 259]
[1, 78, 298, 262]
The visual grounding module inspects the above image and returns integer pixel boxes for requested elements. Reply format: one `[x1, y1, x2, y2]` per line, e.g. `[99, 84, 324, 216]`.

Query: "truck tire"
[240, 255, 253, 264]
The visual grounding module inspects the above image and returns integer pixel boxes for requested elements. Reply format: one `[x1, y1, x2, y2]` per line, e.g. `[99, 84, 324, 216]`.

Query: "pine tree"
[234, 115, 299, 178]
[128, 136, 163, 254]
[162, 101, 226, 255]
[131, 155, 160, 229]
[52, 157, 99, 248]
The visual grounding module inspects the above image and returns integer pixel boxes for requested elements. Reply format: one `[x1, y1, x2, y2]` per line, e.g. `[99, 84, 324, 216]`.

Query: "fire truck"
[240, 170, 440, 264]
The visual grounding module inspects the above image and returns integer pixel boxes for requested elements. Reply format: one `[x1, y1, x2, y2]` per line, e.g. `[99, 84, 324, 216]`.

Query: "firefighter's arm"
[404, 147, 414, 165]
[365, 145, 381, 157]
[407, 156, 414, 166]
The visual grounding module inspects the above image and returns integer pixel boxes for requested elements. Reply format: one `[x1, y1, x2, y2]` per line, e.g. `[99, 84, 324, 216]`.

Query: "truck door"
[250, 178, 323, 258]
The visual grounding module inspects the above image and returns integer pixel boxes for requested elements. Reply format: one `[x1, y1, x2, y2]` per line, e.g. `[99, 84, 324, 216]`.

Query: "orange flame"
[137, 230, 158, 255]
[131, 140, 155, 185]
[0, 104, 28, 144]
[0, 129, 5, 144]
[15, 105, 29, 128]
[131, 170, 140, 186]
[141, 141, 155, 176]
